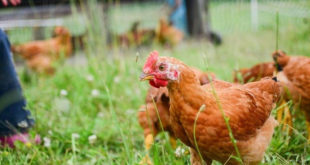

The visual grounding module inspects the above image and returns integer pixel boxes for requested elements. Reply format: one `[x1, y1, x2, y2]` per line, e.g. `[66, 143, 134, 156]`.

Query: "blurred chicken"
[156, 18, 184, 47]
[233, 62, 275, 83]
[117, 19, 183, 48]
[118, 21, 156, 48]
[273, 50, 310, 140]
[141, 51, 280, 164]
[11, 26, 72, 74]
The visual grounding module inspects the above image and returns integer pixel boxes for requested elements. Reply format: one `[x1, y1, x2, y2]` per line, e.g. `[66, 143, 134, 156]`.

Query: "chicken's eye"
[159, 64, 165, 71]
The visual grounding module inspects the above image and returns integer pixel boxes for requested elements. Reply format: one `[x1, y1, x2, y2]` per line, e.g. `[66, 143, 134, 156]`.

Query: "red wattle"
[149, 79, 168, 88]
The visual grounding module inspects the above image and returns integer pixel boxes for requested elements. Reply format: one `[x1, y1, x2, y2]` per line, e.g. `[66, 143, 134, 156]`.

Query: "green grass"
[2, 1, 310, 164]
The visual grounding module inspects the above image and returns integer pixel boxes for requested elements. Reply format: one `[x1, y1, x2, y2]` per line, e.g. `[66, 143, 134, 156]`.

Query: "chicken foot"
[190, 148, 212, 165]
[169, 136, 177, 149]
[139, 134, 154, 165]
[276, 100, 292, 134]
[304, 112, 310, 142]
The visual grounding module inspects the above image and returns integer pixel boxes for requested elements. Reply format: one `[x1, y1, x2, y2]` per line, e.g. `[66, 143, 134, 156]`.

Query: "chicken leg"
[276, 100, 292, 134]
[304, 112, 310, 141]
[306, 121, 310, 142]
[139, 134, 180, 164]
[169, 136, 177, 149]
[190, 148, 212, 165]
[139, 134, 154, 165]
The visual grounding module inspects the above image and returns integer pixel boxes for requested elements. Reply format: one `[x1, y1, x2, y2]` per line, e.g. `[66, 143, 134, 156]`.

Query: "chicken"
[233, 62, 275, 83]
[273, 50, 310, 140]
[11, 26, 72, 74]
[233, 61, 292, 133]
[118, 21, 156, 48]
[140, 51, 280, 164]
[156, 18, 184, 47]
[138, 68, 215, 164]
[117, 19, 183, 48]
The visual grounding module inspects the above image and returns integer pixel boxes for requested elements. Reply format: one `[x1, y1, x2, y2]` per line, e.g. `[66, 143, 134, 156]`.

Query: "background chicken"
[141, 51, 280, 164]
[118, 21, 156, 48]
[273, 50, 310, 140]
[233, 62, 275, 83]
[11, 26, 72, 74]
[118, 19, 183, 48]
[138, 68, 214, 164]
[156, 19, 184, 47]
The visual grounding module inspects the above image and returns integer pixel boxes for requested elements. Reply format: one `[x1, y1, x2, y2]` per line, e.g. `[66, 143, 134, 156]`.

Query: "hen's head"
[272, 50, 289, 70]
[140, 51, 181, 88]
[53, 26, 70, 37]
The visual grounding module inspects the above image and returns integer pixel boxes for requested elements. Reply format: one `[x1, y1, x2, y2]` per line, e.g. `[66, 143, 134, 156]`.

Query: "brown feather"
[234, 62, 275, 83]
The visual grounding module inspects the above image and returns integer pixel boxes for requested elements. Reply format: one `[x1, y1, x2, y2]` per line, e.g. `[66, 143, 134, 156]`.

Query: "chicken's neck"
[57, 34, 71, 45]
[167, 67, 210, 114]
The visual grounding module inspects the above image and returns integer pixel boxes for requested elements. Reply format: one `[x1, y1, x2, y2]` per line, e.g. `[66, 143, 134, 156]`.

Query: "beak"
[140, 72, 154, 81]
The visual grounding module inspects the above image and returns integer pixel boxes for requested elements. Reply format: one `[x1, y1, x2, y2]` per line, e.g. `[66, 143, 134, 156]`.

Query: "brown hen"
[138, 68, 215, 152]
[138, 68, 215, 165]
[273, 50, 310, 140]
[156, 18, 184, 47]
[141, 51, 280, 165]
[118, 21, 156, 48]
[11, 26, 72, 74]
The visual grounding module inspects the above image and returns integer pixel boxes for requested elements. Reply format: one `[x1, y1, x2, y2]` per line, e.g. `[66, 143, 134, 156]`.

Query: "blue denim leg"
[0, 29, 34, 136]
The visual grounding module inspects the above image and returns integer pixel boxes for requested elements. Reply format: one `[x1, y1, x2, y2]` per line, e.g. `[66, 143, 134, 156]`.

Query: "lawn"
[2, 1, 310, 164]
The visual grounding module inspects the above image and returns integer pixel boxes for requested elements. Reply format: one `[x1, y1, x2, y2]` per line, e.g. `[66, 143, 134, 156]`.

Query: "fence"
[210, 0, 310, 33]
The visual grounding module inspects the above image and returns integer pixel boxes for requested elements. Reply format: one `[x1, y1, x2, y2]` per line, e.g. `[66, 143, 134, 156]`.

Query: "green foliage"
[1, 1, 310, 164]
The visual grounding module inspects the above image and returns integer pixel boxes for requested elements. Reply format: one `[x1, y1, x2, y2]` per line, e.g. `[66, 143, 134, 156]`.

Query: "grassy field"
[2, 1, 310, 164]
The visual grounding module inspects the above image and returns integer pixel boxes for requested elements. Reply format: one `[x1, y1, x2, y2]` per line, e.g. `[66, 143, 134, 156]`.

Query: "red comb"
[143, 51, 159, 72]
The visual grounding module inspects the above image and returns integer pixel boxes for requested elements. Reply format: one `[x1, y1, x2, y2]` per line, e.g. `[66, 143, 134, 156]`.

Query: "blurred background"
[0, 0, 310, 164]
[2, 0, 310, 73]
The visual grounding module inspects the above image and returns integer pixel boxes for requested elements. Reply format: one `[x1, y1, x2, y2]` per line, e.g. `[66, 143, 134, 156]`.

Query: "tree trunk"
[185, 0, 222, 45]
[185, 0, 210, 37]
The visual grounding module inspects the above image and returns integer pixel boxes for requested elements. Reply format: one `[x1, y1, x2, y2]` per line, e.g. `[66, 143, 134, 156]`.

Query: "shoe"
[0, 133, 41, 148]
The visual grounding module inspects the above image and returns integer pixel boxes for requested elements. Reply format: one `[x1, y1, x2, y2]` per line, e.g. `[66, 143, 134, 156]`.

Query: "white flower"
[43, 137, 51, 148]
[175, 146, 186, 158]
[126, 109, 135, 115]
[113, 76, 121, 83]
[60, 89, 68, 96]
[91, 89, 100, 97]
[135, 89, 141, 95]
[72, 133, 80, 139]
[86, 75, 94, 82]
[88, 135, 97, 144]
[53, 98, 71, 112]
[97, 112, 104, 118]
[48, 130, 53, 135]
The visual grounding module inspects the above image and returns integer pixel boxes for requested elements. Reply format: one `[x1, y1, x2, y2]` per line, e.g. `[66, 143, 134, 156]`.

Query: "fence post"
[251, 0, 258, 31]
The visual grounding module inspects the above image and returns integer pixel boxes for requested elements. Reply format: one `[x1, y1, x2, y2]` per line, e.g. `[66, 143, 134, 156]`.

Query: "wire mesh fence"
[2, 0, 310, 44]
[210, 0, 310, 34]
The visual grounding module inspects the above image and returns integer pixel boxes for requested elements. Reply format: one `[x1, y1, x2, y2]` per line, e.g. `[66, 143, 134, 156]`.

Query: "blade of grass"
[201, 53, 243, 164]
[209, 82, 243, 164]
[151, 97, 168, 164]
[275, 11, 279, 51]
[102, 82, 131, 163]
[193, 104, 206, 164]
